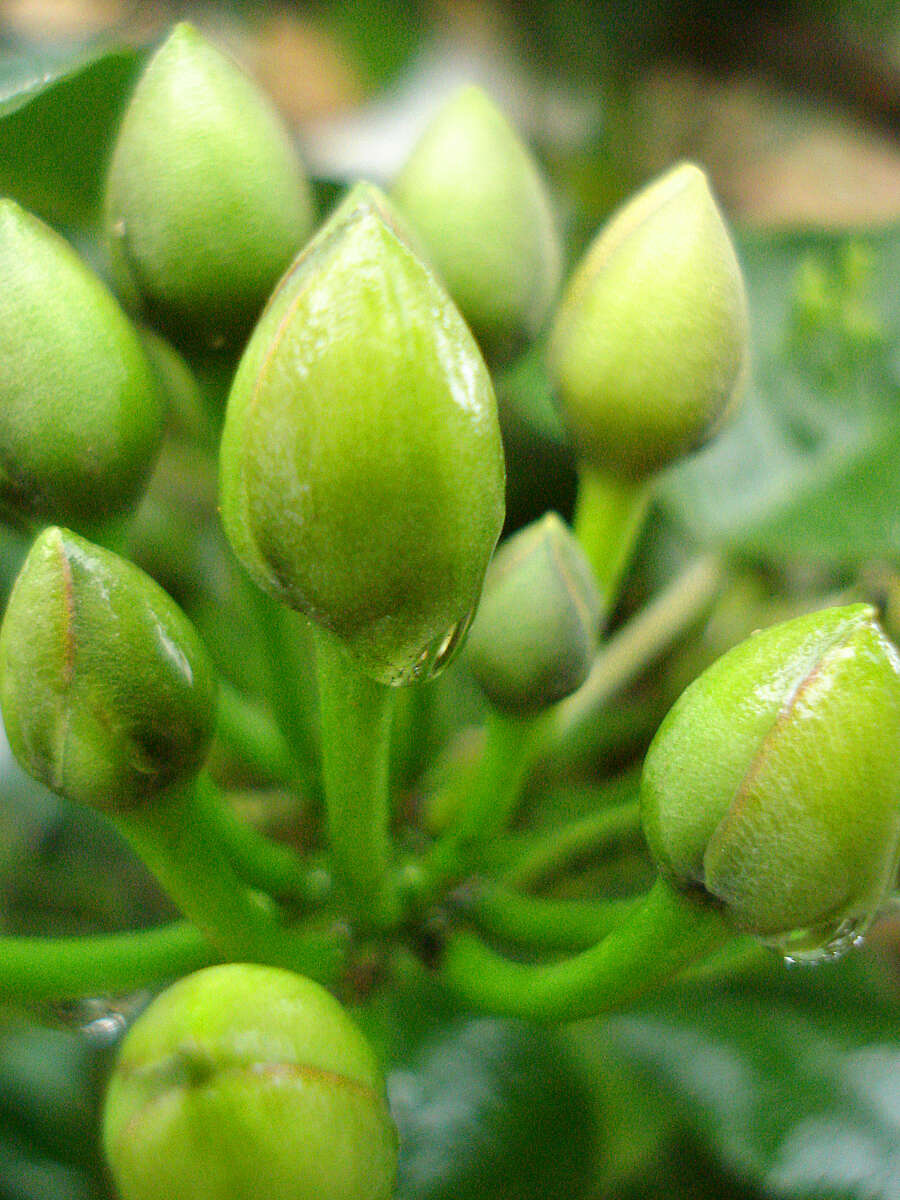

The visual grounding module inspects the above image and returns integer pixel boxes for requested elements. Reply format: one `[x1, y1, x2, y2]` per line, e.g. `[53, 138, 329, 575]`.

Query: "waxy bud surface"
[549, 162, 748, 479]
[393, 85, 562, 364]
[640, 605, 900, 959]
[220, 197, 505, 686]
[466, 512, 599, 714]
[0, 527, 216, 811]
[0, 200, 164, 529]
[105, 22, 313, 342]
[103, 964, 397, 1200]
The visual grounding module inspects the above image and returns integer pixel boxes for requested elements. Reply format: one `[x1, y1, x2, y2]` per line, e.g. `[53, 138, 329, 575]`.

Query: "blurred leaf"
[605, 949, 900, 1200]
[0, 43, 144, 226]
[660, 228, 900, 565]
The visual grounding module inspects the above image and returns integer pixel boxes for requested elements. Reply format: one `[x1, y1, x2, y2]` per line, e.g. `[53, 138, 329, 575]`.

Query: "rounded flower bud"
[103, 964, 398, 1200]
[220, 196, 505, 686]
[0, 527, 216, 811]
[0, 200, 165, 530]
[640, 605, 900, 960]
[465, 512, 600, 714]
[104, 22, 314, 343]
[392, 85, 562, 364]
[548, 162, 749, 480]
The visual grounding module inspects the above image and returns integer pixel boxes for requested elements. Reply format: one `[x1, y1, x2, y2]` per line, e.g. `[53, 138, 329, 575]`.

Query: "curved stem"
[573, 464, 651, 615]
[467, 884, 641, 953]
[314, 629, 398, 931]
[215, 680, 297, 785]
[0, 921, 216, 1001]
[438, 877, 732, 1022]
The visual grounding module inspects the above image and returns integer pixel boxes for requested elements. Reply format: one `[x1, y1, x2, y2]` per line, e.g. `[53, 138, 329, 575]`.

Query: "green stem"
[503, 795, 642, 891]
[438, 877, 732, 1023]
[191, 772, 328, 904]
[216, 680, 297, 785]
[314, 629, 397, 930]
[0, 921, 216, 1000]
[573, 464, 651, 614]
[113, 777, 345, 982]
[468, 884, 641, 953]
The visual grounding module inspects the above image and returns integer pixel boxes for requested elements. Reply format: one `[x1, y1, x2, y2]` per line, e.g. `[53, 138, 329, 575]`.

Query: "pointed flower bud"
[103, 964, 398, 1200]
[0, 527, 216, 811]
[104, 22, 314, 343]
[392, 85, 563, 364]
[548, 162, 749, 480]
[0, 200, 165, 530]
[640, 605, 900, 960]
[466, 512, 600, 714]
[220, 196, 506, 686]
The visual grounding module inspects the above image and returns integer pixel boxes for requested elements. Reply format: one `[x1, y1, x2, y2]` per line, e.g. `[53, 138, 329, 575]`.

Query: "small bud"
[392, 85, 563, 364]
[0, 527, 216, 811]
[103, 964, 398, 1200]
[548, 162, 749, 480]
[220, 199, 505, 686]
[466, 513, 600, 714]
[0, 200, 165, 530]
[104, 23, 314, 343]
[640, 605, 900, 960]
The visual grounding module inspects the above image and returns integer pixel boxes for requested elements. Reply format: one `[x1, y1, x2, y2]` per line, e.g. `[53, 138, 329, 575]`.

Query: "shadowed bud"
[0, 200, 164, 530]
[0, 527, 216, 810]
[640, 605, 900, 960]
[392, 85, 562, 364]
[548, 162, 749, 480]
[105, 22, 314, 344]
[103, 964, 397, 1200]
[220, 196, 505, 686]
[466, 513, 600, 714]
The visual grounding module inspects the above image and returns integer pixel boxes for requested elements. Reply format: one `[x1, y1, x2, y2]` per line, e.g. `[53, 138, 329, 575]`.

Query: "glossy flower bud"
[548, 162, 749, 480]
[392, 85, 562, 364]
[220, 197, 505, 686]
[104, 22, 314, 343]
[103, 964, 398, 1200]
[0, 200, 164, 530]
[0, 527, 216, 811]
[640, 605, 900, 960]
[465, 512, 599, 714]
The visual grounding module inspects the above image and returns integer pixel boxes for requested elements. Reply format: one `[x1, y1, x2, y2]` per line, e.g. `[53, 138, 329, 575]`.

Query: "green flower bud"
[0, 527, 216, 810]
[105, 22, 314, 343]
[640, 604, 900, 960]
[465, 512, 599, 714]
[392, 85, 562, 364]
[548, 162, 749, 480]
[0, 200, 165, 530]
[103, 963, 398, 1200]
[220, 197, 505, 686]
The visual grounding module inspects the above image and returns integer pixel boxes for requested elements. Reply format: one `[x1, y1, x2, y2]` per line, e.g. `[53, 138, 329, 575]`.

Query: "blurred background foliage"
[0, 0, 898, 1197]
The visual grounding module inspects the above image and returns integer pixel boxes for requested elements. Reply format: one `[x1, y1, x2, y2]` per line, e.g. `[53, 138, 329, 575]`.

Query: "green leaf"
[660, 227, 900, 565]
[605, 950, 900, 1200]
[0, 43, 145, 226]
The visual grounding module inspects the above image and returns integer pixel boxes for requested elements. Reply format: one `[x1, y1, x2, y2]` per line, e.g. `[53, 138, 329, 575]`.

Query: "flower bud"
[219, 197, 505, 686]
[640, 605, 900, 960]
[548, 162, 749, 480]
[392, 85, 562, 364]
[0, 200, 165, 530]
[465, 512, 599, 714]
[0, 527, 216, 811]
[103, 964, 397, 1200]
[104, 22, 314, 343]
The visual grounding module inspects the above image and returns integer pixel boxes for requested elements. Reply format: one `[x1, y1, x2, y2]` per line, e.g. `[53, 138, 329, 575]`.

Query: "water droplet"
[768, 914, 868, 966]
[387, 609, 476, 687]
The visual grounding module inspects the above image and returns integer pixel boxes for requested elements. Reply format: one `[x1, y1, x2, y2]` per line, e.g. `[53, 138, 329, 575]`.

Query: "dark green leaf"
[0, 44, 145, 226]
[660, 228, 900, 565]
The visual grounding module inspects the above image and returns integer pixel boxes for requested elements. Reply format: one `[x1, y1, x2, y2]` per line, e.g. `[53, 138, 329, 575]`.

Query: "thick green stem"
[439, 876, 732, 1022]
[216, 680, 297, 785]
[573, 464, 651, 614]
[468, 884, 641, 953]
[113, 777, 345, 981]
[504, 795, 642, 891]
[314, 629, 397, 930]
[0, 922, 216, 1001]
